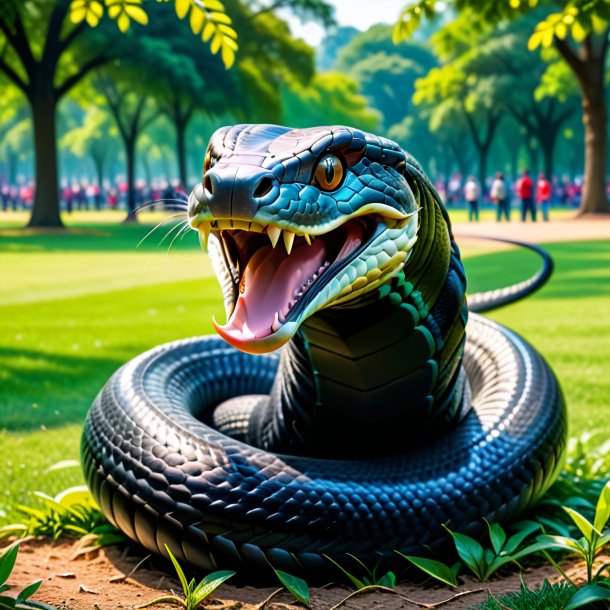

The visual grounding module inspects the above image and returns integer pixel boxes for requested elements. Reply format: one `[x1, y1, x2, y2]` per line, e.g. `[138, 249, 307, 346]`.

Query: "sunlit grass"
[0, 215, 608, 526]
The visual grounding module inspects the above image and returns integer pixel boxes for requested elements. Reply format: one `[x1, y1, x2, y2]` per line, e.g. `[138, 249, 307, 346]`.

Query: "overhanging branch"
[56, 54, 112, 99]
[0, 53, 28, 92]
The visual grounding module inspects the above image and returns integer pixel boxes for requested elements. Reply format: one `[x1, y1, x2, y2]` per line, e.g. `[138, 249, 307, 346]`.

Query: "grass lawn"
[0, 210, 609, 526]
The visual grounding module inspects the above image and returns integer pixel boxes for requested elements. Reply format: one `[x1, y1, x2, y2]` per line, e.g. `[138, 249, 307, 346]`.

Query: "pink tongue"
[224, 237, 328, 338]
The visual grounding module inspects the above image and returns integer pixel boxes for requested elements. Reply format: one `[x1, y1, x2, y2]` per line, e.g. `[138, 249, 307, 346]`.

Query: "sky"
[278, 0, 409, 46]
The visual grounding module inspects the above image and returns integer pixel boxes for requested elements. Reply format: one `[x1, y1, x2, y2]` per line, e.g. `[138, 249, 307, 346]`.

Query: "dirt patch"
[453, 214, 610, 244]
[3, 538, 595, 610]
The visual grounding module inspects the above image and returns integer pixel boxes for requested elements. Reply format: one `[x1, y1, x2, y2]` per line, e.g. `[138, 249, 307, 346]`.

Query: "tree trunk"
[176, 117, 187, 189]
[92, 154, 105, 189]
[125, 137, 137, 221]
[540, 132, 556, 180]
[525, 137, 538, 176]
[27, 93, 63, 227]
[478, 144, 489, 196]
[580, 87, 609, 214]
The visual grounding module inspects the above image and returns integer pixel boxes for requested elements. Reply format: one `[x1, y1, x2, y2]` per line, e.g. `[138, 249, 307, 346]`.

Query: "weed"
[476, 577, 576, 610]
[272, 568, 310, 607]
[137, 544, 234, 609]
[0, 544, 56, 609]
[535, 479, 610, 608]
[0, 487, 126, 551]
[400, 519, 545, 583]
[325, 554, 396, 589]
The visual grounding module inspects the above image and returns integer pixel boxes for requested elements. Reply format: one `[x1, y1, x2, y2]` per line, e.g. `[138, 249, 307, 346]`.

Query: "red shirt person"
[516, 169, 536, 222]
[536, 173, 552, 222]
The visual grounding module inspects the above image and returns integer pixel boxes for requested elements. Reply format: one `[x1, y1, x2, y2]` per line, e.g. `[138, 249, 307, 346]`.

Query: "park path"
[453, 214, 610, 244]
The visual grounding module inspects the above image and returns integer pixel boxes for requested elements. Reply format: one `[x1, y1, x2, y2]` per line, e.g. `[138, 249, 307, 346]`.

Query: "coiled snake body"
[82, 125, 566, 577]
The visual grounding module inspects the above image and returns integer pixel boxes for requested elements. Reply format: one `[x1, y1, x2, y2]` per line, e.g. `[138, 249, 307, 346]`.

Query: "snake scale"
[82, 125, 566, 578]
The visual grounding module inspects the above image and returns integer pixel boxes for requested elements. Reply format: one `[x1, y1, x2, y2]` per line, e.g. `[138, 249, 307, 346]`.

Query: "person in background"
[516, 169, 535, 222]
[537, 172, 552, 222]
[463, 176, 480, 222]
[490, 171, 510, 222]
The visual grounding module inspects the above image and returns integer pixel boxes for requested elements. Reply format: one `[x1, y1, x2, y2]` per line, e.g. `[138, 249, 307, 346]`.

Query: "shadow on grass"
[0, 346, 127, 433]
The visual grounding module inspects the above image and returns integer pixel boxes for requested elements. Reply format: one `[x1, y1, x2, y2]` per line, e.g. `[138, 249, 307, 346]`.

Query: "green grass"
[0, 211, 608, 526]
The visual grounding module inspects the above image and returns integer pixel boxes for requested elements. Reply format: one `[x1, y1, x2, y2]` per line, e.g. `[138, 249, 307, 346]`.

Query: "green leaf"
[397, 554, 457, 587]
[16, 579, 42, 602]
[192, 571, 235, 605]
[0, 546, 19, 587]
[536, 534, 586, 556]
[273, 569, 310, 607]
[445, 527, 485, 579]
[163, 545, 189, 595]
[0, 595, 17, 609]
[565, 583, 610, 610]
[377, 571, 396, 588]
[485, 520, 506, 555]
[324, 555, 367, 590]
[503, 521, 542, 554]
[594, 480, 610, 533]
[563, 507, 599, 540]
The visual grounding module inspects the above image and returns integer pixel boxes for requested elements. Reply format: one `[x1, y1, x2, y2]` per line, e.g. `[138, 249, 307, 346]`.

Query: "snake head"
[188, 124, 421, 354]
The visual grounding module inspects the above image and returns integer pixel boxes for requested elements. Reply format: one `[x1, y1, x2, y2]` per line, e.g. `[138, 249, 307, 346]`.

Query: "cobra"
[82, 125, 566, 577]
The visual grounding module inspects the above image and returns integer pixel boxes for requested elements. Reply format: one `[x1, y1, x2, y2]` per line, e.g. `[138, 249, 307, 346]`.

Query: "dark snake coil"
[82, 125, 566, 579]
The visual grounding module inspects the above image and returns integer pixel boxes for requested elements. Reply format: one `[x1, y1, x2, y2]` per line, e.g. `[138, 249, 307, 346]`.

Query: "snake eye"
[313, 154, 344, 191]
[204, 151, 217, 174]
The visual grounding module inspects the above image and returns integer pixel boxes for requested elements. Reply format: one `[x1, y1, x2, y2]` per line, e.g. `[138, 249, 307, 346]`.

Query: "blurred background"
[1, 0, 608, 224]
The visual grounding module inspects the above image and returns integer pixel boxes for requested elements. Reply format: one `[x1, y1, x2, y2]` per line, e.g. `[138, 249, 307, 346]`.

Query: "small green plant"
[0, 486, 126, 550]
[477, 577, 576, 610]
[533, 434, 610, 536]
[535, 479, 610, 609]
[325, 554, 396, 589]
[272, 568, 310, 607]
[138, 544, 235, 610]
[0, 544, 56, 609]
[400, 519, 546, 583]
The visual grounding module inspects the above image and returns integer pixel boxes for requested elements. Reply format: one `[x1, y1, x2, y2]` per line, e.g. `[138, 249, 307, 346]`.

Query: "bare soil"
[4, 537, 596, 610]
[452, 213, 610, 243]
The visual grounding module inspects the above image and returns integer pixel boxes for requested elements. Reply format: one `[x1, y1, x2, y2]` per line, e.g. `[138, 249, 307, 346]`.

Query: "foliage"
[272, 569, 310, 607]
[137, 544, 234, 609]
[535, 480, 610, 594]
[325, 555, 396, 589]
[335, 24, 436, 129]
[400, 520, 546, 583]
[394, 0, 610, 50]
[0, 544, 55, 609]
[69, 0, 238, 68]
[282, 72, 379, 131]
[477, 577, 576, 610]
[398, 555, 458, 587]
[0, 485, 125, 550]
[528, 2, 610, 51]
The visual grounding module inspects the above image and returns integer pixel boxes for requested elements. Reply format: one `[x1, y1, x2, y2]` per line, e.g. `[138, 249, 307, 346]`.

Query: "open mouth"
[199, 216, 382, 350]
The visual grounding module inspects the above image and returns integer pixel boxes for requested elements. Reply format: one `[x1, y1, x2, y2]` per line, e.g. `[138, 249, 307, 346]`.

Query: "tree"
[282, 72, 379, 130]
[414, 62, 503, 190]
[61, 106, 118, 187]
[395, 0, 610, 214]
[96, 66, 161, 218]
[336, 24, 437, 130]
[0, 1, 123, 226]
[0, 0, 330, 228]
[437, 12, 579, 179]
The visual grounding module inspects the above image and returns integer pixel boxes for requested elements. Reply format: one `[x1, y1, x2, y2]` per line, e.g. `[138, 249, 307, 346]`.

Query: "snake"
[81, 124, 566, 578]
